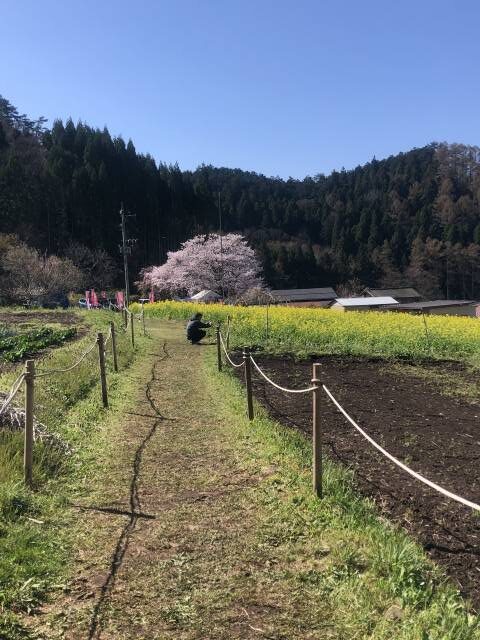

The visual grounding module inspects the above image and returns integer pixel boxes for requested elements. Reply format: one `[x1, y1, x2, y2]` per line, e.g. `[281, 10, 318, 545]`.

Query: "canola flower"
[133, 300, 480, 361]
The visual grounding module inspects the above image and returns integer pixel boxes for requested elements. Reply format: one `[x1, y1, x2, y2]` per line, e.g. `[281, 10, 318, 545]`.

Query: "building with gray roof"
[363, 287, 421, 303]
[270, 287, 337, 307]
[331, 296, 398, 311]
[391, 300, 479, 317]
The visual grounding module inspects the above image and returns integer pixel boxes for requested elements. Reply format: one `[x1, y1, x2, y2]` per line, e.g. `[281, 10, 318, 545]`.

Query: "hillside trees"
[1, 94, 480, 297]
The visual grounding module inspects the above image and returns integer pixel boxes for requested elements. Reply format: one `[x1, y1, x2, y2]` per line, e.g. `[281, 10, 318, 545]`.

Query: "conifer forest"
[1, 95, 479, 298]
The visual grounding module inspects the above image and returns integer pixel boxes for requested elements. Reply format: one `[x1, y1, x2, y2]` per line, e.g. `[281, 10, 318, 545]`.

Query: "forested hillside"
[1, 95, 479, 298]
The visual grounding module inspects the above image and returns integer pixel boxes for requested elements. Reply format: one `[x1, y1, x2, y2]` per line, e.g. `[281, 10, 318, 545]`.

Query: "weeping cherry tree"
[139, 233, 263, 299]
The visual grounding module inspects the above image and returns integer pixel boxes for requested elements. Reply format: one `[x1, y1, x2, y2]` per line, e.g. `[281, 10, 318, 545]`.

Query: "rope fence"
[8, 307, 476, 514]
[35, 340, 98, 378]
[322, 385, 480, 512]
[104, 326, 113, 346]
[216, 326, 480, 510]
[218, 330, 244, 368]
[249, 355, 316, 394]
[216, 328, 322, 492]
[0, 306, 145, 488]
[0, 372, 26, 416]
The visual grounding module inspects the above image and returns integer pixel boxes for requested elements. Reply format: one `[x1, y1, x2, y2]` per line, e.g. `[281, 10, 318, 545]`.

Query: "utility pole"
[218, 192, 225, 301]
[446, 252, 450, 299]
[119, 204, 136, 308]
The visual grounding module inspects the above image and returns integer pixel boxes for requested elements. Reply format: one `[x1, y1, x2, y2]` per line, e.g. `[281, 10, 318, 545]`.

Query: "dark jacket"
[187, 318, 211, 340]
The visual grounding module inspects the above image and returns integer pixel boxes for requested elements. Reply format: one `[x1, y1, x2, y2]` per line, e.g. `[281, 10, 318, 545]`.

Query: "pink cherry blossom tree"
[139, 233, 263, 298]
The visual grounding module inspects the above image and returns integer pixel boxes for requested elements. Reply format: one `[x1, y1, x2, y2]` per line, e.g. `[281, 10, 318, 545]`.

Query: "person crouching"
[186, 312, 211, 344]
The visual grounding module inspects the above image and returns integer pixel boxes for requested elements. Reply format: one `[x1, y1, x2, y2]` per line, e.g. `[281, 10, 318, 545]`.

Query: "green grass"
[0, 309, 150, 638]
[1, 310, 136, 432]
[204, 348, 480, 638]
[9, 318, 477, 638]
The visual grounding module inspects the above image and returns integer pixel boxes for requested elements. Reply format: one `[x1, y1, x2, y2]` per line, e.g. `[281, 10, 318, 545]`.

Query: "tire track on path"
[87, 342, 171, 640]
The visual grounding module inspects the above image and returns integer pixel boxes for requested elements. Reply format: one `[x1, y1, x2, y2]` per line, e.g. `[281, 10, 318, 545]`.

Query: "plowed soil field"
[240, 355, 480, 607]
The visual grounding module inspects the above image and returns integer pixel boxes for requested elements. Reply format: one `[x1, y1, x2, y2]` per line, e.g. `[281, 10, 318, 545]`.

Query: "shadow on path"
[71, 504, 156, 520]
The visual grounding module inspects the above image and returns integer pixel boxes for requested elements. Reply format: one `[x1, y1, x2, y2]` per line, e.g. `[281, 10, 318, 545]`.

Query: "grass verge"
[204, 349, 480, 638]
[0, 310, 151, 639]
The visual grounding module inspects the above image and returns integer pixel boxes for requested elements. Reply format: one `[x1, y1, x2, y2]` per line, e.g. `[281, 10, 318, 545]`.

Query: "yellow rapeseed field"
[135, 300, 480, 361]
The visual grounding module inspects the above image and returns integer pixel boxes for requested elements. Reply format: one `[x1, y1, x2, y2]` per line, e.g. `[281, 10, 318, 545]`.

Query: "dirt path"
[30, 322, 335, 639]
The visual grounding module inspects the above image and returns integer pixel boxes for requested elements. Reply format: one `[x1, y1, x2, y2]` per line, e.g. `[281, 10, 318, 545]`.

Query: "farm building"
[190, 289, 221, 303]
[330, 296, 398, 311]
[391, 300, 479, 317]
[270, 287, 337, 308]
[363, 287, 422, 303]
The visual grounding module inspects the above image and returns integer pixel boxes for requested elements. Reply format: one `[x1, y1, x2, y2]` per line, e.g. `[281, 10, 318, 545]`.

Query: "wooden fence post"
[226, 315, 231, 351]
[123, 308, 128, 329]
[216, 326, 222, 372]
[243, 347, 254, 421]
[141, 304, 146, 336]
[130, 312, 135, 348]
[110, 321, 118, 372]
[266, 303, 270, 342]
[24, 359, 35, 488]
[97, 333, 109, 408]
[312, 363, 322, 498]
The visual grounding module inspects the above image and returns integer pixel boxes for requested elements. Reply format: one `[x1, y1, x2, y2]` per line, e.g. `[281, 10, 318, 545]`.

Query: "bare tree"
[0, 238, 83, 305]
[65, 241, 117, 289]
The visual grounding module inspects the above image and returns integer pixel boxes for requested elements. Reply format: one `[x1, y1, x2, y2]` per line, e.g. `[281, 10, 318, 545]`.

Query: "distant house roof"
[334, 296, 398, 307]
[190, 289, 221, 301]
[395, 300, 476, 310]
[270, 287, 337, 302]
[364, 287, 421, 299]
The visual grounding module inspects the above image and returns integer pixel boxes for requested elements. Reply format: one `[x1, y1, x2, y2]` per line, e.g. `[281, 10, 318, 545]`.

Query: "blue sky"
[1, 0, 478, 178]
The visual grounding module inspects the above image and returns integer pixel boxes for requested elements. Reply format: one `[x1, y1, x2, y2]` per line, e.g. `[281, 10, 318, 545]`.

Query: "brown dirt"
[0, 310, 80, 326]
[241, 354, 480, 607]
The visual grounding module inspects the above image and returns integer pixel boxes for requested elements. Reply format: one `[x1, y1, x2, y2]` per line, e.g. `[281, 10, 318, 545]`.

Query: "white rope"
[323, 385, 480, 512]
[126, 308, 140, 320]
[35, 340, 97, 378]
[249, 355, 316, 394]
[219, 332, 245, 368]
[120, 313, 130, 333]
[0, 372, 26, 415]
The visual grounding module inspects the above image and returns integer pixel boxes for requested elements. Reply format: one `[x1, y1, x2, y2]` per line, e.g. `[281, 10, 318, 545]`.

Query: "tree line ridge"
[1, 95, 479, 299]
